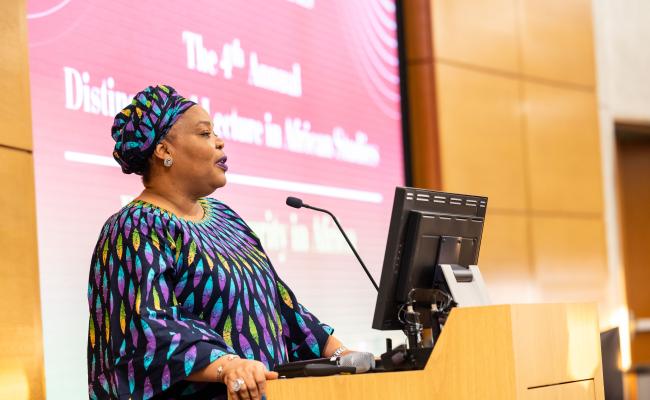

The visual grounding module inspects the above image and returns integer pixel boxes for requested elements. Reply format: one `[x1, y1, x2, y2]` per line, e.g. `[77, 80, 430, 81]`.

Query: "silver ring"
[231, 377, 245, 392]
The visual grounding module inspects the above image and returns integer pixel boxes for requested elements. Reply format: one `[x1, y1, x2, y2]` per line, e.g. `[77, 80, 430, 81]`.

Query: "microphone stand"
[289, 199, 379, 292]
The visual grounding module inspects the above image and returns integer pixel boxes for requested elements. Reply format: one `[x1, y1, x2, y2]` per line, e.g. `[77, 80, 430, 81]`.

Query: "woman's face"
[162, 105, 227, 195]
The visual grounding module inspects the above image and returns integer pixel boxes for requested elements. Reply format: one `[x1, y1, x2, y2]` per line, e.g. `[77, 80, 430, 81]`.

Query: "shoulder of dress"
[207, 197, 242, 216]
[103, 202, 177, 237]
[204, 196, 225, 208]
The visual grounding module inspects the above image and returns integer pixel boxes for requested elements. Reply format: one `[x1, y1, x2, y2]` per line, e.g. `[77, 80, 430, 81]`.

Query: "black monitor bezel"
[372, 187, 487, 331]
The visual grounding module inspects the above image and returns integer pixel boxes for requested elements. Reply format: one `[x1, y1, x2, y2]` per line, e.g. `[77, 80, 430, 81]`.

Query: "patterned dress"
[87, 197, 333, 399]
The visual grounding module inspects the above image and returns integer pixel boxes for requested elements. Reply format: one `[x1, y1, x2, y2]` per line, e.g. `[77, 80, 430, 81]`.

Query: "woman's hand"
[221, 358, 278, 400]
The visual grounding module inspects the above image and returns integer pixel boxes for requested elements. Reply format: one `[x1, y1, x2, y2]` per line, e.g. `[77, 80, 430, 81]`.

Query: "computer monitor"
[372, 187, 488, 331]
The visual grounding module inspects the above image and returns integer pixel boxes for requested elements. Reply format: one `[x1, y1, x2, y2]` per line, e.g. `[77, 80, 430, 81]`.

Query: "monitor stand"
[380, 264, 491, 372]
[438, 264, 490, 307]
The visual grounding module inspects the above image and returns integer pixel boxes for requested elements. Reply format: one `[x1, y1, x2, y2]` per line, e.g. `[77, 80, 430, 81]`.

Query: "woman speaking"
[87, 85, 349, 400]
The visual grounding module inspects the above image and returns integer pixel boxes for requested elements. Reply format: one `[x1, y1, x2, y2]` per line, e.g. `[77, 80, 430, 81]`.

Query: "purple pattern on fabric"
[88, 198, 333, 399]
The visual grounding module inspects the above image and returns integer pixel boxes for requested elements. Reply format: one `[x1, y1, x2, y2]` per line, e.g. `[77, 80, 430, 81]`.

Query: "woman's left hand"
[222, 358, 278, 400]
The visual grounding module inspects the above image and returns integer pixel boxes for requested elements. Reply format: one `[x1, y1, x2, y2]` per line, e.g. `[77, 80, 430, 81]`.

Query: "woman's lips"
[215, 156, 228, 172]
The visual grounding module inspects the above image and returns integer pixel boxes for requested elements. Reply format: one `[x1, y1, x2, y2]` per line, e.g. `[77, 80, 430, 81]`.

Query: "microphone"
[338, 351, 376, 373]
[286, 196, 304, 209]
[285, 196, 379, 291]
[303, 363, 356, 376]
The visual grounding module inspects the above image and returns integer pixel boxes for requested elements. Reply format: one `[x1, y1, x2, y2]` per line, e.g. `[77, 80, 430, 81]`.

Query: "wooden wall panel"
[0, 149, 44, 399]
[0, 1, 44, 399]
[531, 216, 607, 284]
[518, 0, 596, 86]
[0, 0, 32, 151]
[432, 0, 520, 73]
[402, 0, 432, 62]
[436, 64, 527, 210]
[406, 63, 441, 190]
[422, 0, 607, 324]
[524, 82, 603, 214]
[479, 212, 531, 280]
[617, 139, 650, 319]
[617, 137, 650, 365]
[402, 0, 441, 189]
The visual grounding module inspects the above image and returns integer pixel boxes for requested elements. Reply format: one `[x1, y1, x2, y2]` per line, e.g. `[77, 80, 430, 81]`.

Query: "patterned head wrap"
[111, 85, 195, 175]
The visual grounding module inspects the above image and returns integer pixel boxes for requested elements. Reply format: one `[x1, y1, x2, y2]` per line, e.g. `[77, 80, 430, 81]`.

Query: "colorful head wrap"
[111, 84, 195, 175]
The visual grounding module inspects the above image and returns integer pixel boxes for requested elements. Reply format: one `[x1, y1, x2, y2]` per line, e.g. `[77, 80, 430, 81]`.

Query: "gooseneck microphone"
[286, 196, 379, 291]
[303, 364, 356, 376]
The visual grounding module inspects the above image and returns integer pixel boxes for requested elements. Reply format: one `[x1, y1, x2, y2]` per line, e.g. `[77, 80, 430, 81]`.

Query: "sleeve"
[88, 224, 233, 399]
[274, 275, 335, 361]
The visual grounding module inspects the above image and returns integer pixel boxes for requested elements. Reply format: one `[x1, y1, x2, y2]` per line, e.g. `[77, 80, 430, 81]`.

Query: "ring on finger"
[231, 377, 245, 392]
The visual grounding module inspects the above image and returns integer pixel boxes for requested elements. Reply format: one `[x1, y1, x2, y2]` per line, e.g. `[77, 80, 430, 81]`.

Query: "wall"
[405, 0, 612, 322]
[0, 0, 45, 398]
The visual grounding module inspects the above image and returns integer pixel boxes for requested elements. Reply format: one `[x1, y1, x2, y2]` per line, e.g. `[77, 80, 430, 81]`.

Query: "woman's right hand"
[221, 358, 279, 400]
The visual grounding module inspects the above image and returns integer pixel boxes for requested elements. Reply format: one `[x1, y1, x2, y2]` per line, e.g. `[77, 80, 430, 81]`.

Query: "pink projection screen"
[27, 0, 404, 397]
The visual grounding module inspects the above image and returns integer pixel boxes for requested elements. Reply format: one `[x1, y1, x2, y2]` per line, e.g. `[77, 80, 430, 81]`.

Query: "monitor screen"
[373, 187, 487, 331]
[27, 1, 405, 396]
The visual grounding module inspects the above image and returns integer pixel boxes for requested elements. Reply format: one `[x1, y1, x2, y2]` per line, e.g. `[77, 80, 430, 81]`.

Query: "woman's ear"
[152, 141, 172, 161]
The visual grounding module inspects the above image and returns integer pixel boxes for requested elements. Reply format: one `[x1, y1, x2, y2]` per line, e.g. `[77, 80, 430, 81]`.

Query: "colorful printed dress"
[87, 197, 333, 399]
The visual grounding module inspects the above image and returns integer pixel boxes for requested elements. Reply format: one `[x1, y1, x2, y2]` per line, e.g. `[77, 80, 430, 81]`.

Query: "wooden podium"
[262, 303, 605, 400]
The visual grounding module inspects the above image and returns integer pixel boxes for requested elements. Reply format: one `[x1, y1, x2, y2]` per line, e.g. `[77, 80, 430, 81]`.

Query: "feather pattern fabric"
[119, 301, 126, 334]
[228, 279, 236, 309]
[239, 333, 254, 360]
[124, 216, 132, 239]
[116, 233, 123, 260]
[135, 253, 143, 282]
[128, 359, 135, 394]
[217, 265, 226, 291]
[184, 345, 197, 376]
[193, 259, 204, 288]
[249, 317, 259, 344]
[242, 278, 250, 311]
[235, 300, 244, 332]
[87, 197, 332, 399]
[133, 229, 141, 252]
[144, 242, 154, 265]
[129, 319, 138, 348]
[223, 316, 233, 347]
[127, 280, 135, 309]
[141, 319, 156, 370]
[188, 240, 197, 265]
[143, 377, 153, 400]
[210, 297, 223, 328]
[162, 364, 171, 391]
[152, 286, 161, 310]
[89, 317, 96, 349]
[117, 266, 125, 296]
[167, 332, 181, 359]
[278, 282, 293, 308]
[159, 278, 170, 304]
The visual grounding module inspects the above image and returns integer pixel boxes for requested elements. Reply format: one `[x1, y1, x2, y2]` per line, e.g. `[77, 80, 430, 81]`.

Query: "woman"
[87, 85, 349, 400]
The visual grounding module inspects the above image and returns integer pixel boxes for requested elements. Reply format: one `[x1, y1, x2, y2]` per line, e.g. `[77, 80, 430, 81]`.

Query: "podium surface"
[260, 303, 604, 400]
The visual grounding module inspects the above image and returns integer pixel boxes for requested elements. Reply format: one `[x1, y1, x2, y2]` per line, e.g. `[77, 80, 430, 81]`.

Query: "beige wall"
[407, 0, 611, 316]
[0, 0, 45, 399]
[594, 0, 650, 121]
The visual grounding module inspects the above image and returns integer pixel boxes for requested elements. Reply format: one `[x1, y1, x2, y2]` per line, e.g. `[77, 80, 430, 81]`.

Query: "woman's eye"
[201, 132, 211, 136]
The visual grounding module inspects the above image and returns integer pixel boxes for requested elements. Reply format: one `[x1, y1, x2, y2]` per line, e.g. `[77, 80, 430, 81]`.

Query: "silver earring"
[163, 157, 173, 167]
